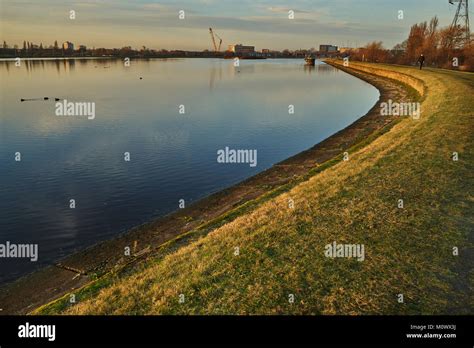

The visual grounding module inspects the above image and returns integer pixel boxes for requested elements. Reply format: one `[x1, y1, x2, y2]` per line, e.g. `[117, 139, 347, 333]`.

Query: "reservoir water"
[0, 58, 379, 285]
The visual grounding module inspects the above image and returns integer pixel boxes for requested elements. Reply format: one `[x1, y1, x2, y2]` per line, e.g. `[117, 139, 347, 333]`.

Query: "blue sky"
[0, 0, 459, 50]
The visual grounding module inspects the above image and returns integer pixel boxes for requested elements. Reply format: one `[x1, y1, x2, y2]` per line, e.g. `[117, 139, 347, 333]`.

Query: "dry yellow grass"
[37, 62, 474, 315]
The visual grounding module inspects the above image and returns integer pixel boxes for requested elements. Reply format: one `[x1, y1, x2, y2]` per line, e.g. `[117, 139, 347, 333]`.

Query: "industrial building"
[227, 44, 255, 54]
[338, 47, 351, 54]
[319, 44, 338, 53]
[62, 41, 74, 51]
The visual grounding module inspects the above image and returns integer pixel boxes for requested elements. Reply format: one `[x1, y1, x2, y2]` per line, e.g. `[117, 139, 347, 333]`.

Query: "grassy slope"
[39, 63, 473, 315]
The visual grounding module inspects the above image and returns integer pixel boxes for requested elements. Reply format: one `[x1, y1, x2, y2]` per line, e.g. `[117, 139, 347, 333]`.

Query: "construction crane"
[449, 0, 471, 46]
[209, 28, 223, 52]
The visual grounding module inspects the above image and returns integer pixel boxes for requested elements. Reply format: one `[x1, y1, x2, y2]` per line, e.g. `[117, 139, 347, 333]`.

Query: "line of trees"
[346, 16, 473, 71]
[1, 40, 69, 58]
[2, 40, 59, 51]
[0, 40, 315, 59]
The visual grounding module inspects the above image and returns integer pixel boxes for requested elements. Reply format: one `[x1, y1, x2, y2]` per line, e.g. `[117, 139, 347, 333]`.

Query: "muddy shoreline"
[0, 61, 418, 314]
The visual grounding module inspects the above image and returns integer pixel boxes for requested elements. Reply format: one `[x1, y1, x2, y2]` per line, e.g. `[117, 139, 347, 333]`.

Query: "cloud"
[266, 7, 310, 14]
[0, 0, 454, 50]
[141, 3, 175, 12]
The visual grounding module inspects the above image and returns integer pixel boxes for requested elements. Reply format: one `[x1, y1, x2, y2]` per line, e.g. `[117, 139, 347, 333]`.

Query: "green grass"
[35, 63, 474, 315]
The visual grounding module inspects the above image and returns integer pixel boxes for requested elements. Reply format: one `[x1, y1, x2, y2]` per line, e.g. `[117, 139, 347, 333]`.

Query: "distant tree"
[354, 15, 472, 71]
[364, 41, 387, 62]
[406, 21, 427, 64]
[436, 25, 465, 68]
[23, 41, 27, 51]
[390, 40, 408, 63]
[422, 17, 439, 65]
[3, 41, 7, 49]
[54, 40, 58, 50]
[461, 43, 474, 70]
[392, 40, 407, 52]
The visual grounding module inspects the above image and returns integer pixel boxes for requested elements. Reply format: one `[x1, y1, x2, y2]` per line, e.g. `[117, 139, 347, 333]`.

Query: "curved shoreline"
[0, 61, 420, 314]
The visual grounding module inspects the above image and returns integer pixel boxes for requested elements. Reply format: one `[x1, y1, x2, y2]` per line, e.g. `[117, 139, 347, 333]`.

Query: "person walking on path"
[418, 54, 425, 70]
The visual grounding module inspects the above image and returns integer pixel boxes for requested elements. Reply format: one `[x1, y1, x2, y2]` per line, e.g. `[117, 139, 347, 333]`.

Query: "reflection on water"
[0, 58, 379, 285]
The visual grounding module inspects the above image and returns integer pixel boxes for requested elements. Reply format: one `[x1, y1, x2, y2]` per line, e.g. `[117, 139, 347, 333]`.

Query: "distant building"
[261, 49, 270, 53]
[227, 44, 255, 54]
[319, 44, 338, 53]
[79, 45, 87, 52]
[338, 47, 351, 54]
[62, 41, 74, 51]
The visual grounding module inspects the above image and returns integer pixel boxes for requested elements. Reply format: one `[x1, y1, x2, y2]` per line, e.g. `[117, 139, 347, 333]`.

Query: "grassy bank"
[36, 62, 473, 315]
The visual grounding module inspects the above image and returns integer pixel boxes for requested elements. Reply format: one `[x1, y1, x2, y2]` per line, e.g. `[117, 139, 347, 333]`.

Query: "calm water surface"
[0, 58, 379, 284]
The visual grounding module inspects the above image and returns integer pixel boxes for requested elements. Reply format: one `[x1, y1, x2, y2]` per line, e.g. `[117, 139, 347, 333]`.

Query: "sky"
[0, 0, 459, 51]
